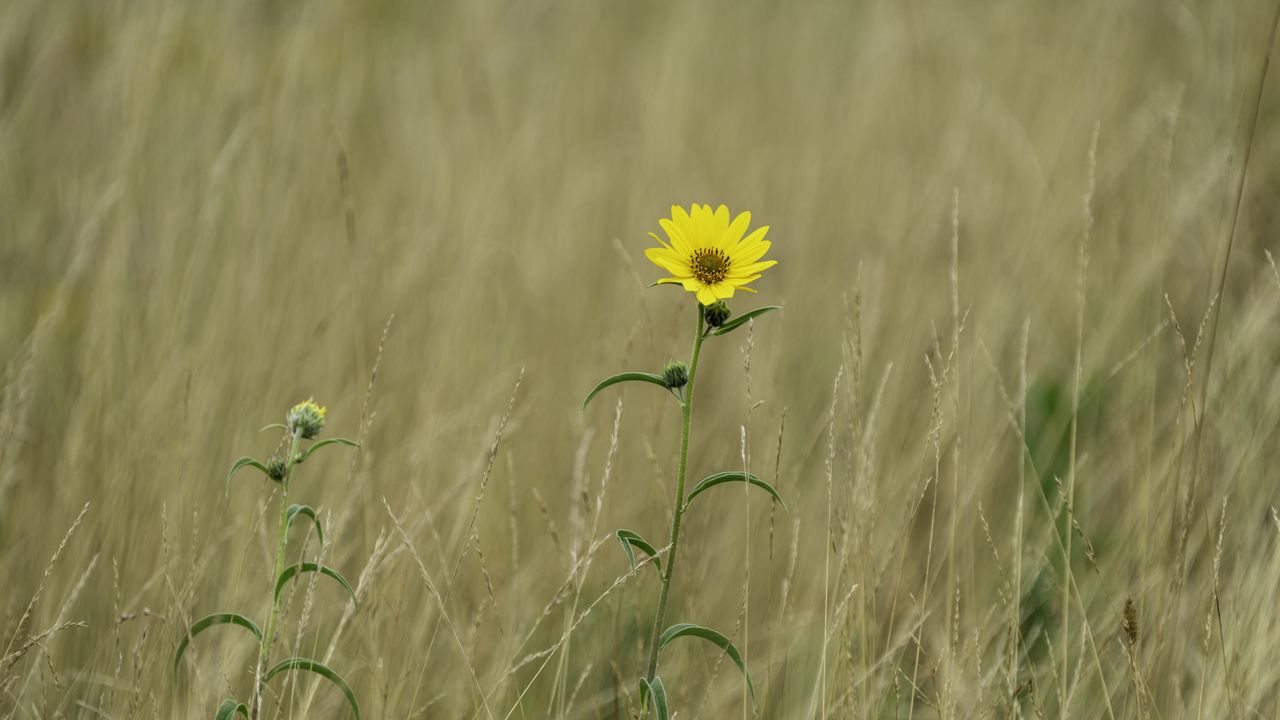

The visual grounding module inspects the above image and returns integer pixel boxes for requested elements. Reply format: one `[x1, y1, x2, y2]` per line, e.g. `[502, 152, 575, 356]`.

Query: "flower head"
[645, 204, 777, 305]
[286, 398, 327, 440]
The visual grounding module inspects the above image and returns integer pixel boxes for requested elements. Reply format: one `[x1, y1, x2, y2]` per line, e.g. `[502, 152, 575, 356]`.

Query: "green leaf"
[582, 372, 669, 410]
[264, 657, 360, 719]
[638, 676, 669, 720]
[225, 456, 270, 497]
[615, 529, 662, 578]
[659, 623, 756, 706]
[286, 504, 324, 546]
[297, 437, 359, 464]
[214, 699, 249, 720]
[173, 613, 263, 683]
[275, 563, 358, 606]
[684, 472, 786, 511]
[259, 423, 289, 433]
[710, 306, 781, 336]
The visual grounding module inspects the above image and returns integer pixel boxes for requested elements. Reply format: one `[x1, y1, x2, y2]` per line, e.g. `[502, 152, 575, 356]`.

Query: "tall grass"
[4, 0, 1280, 716]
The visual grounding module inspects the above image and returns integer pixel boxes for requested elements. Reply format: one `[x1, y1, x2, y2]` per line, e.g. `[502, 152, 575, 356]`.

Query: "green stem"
[252, 428, 302, 720]
[644, 304, 706, 686]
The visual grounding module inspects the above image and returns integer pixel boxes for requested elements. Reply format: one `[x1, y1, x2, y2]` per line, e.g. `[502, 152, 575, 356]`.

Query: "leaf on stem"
[214, 699, 250, 720]
[225, 457, 270, 497]
[615, 529, 662, 578]
[285, 504, 324, 546]
[684, 472, 786, 511]
[275, 563, 358, 607]
[659, 623, 756, 705]
[582, 372, 670, 410]
[709, 306, 781, 336]
[264, 657, 360, 719]
[297, 437, 359, 464]
[173, 613, 263, 683]
[639, 676, 669, 720]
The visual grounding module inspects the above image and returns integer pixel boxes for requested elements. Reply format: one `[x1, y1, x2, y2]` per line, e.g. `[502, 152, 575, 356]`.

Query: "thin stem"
[252, 428, 303, 720]
[644, 305, 707, 686]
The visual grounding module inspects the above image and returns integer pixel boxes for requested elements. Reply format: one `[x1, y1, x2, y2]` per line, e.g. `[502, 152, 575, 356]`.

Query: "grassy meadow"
[5, 0, 1280, 717]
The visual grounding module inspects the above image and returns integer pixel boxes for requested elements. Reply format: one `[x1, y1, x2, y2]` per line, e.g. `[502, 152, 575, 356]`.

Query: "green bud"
[703, 301, 731, 328]
[286, 398, 327, 440]
[265, 457, 288, 482]
[662, 360, 689, 389]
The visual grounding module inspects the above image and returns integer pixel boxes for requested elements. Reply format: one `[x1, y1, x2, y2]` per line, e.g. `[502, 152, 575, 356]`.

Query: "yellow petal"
[700, 204, 722, 247]
[730, 226, 770, 253]
[727, 274, 763, 285]
[719, 211, 750, 249]
[659, 219, 693, 255]
[647, 255, 693, 277]
[696, 286, 718, 305]
[645, 245, 686, 265]
[729, 239, 771, 265]
[713, 205, 730, 232]
[711, 282, 736, 299]
[647, 232, 673, 251]
[670, 206, 696, 247]
[727, 260, 776, 278]
[645, 246, 676, 263]
[689, 204, 711, 248]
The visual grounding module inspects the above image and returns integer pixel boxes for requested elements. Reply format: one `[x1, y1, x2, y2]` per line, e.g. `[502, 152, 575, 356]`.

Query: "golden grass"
[4, 0, 1280, 716]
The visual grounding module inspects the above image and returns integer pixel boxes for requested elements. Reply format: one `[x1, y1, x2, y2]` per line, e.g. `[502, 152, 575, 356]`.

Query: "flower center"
[691, 248, 730, 284]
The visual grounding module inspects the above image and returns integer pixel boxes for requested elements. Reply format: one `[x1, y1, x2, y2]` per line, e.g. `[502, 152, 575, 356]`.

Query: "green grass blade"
[264, 657, 360, 719]
[259, 423, 289, 432]
[710, 306, 781, 336]
[684, 471, 786, 511]
[297, 437, 359, 464]
[224, 456, 269, 497]
[638, 676, 669, 720]
[582, 372, 668, 409]
[173, 613, 262, 684]
[214, 699, 249, 720]
[615, 529, 662, 578]
[285, 504, 324, 546]
[659, 623, 756, 705]
[275, 563, 358, 606]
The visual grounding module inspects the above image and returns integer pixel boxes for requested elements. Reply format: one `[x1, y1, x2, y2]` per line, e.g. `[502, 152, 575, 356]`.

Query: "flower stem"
[252, 428, 302, 720]
[644, 304, 706, 686]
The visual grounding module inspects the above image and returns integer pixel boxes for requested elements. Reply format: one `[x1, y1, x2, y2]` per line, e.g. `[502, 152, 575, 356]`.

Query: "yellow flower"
[645, 204, 777, 306]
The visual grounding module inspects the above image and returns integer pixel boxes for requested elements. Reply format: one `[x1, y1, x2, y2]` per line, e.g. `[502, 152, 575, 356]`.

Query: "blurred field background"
[4, 0, 1280, 717]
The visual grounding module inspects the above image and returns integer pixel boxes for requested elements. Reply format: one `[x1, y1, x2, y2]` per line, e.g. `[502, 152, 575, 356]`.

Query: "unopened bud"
[703, 301, 731, 328]
[661, 360, 689, 389]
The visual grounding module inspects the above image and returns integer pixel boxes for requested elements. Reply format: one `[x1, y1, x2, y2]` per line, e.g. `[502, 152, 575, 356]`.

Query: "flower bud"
[703, 301, 731, 328]
[286, 398, 327, 440]
[266, 457, 288, 482]
[662, 360, 689, 389]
